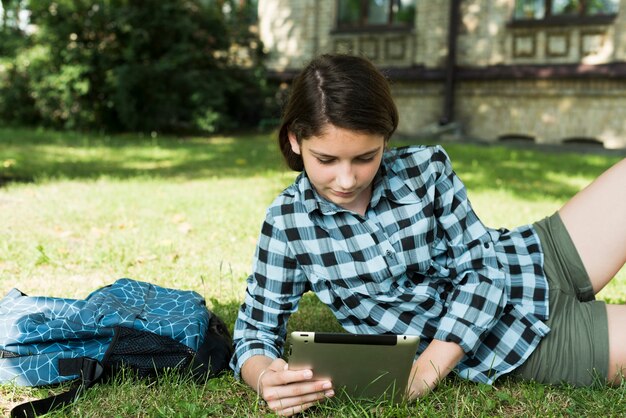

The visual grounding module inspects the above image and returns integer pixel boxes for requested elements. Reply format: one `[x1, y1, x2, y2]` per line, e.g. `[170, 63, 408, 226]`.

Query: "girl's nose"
[336, 163, 357, 190]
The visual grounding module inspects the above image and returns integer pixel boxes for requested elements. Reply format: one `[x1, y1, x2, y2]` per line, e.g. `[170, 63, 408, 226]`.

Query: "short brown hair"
[278, 54, 399, 171]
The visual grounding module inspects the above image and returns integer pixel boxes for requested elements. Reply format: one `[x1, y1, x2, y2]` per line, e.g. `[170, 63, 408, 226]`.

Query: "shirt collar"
[377, 155, 421, 206]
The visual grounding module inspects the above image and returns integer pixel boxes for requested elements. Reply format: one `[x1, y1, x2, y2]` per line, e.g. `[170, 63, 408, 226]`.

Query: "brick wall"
[259, 0, 626, 149]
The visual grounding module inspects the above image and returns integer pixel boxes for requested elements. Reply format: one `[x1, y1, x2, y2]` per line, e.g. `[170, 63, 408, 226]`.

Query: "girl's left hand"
[406, 339, 464, 400]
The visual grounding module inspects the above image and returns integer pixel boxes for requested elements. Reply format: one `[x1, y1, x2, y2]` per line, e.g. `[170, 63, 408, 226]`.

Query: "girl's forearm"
[408, 339, 464, 398]
[241, 355, 274, 393]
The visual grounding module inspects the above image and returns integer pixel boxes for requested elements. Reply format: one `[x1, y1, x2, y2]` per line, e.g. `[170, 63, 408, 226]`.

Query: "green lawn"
[1, 127, 625, 417]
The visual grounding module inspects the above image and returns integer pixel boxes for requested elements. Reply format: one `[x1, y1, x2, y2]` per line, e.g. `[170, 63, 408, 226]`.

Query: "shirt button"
[385, 250, 394, 258]
[484, 242, 490, 249]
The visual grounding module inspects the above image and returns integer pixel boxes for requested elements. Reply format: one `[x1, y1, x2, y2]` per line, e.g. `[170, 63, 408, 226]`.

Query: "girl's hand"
[258, 358, 334, 416]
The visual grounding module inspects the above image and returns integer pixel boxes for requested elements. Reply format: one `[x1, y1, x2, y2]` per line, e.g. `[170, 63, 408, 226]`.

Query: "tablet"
[288, 332, 419, 403]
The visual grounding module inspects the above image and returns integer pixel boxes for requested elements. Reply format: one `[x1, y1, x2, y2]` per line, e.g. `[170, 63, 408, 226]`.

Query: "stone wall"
[392, 82, 445, 136]
[457, 3, 621, 66]
[453, 0, 626, 148]
[456, 79, 626, 149]
[258, 0, 315, 70]
[258, 0, 626, 149]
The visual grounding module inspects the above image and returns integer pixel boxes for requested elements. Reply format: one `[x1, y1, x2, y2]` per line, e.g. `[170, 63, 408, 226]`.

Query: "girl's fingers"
[262, 359, 312, 388]
[276, 400, 324, 417]
[266, 367, 314, 387]
[268, 390, 334, 416]
[262, 362, 331, 398]
[264, 376, 331, 400]
[259, 359, 334, 415]
[266, 386, 334, 411]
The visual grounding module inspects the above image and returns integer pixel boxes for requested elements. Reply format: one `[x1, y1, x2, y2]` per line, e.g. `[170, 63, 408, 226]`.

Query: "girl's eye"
[357, 156, 375, 163]
[317, 158, 334, 165]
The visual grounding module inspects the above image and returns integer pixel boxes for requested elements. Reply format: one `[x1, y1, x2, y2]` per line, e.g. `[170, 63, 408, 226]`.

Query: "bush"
[0, 26, 30, 57]
[0, 54, 39, 126]
[0, 0, 270, 134]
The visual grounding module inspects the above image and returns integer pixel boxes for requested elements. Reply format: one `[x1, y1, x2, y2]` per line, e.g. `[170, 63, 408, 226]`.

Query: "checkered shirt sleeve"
[229, 211, 310, 377]
[424, 148, 508, 354]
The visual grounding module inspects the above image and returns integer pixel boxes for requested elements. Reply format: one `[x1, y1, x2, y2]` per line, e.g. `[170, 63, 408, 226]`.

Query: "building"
[258, 0, 626, 149]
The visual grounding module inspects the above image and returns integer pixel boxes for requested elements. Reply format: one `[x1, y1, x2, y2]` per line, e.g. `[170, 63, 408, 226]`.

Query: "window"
[337, 0, 415, 31]
[513, 0, 618, 21]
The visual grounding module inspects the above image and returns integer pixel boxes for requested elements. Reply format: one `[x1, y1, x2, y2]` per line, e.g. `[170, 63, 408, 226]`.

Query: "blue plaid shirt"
[231, 145, 550, 384]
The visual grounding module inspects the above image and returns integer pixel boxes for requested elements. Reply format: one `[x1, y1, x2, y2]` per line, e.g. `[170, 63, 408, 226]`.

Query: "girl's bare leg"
[606, 305, 626, 383]
[559, 158, 626, 292]
[559, 158, 626, 383]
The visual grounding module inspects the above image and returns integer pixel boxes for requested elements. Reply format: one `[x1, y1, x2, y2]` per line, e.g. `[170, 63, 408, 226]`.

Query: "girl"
[230, 54, 626, 416]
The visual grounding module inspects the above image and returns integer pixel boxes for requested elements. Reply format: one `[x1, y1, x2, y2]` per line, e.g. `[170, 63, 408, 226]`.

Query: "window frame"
[334, 0, 415, 33]
[510, 0, 619, 27]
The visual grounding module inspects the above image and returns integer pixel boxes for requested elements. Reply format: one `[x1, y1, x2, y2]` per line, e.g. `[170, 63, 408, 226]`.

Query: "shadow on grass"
[395, 139, 624, 202]
[1, 127, 623, 202]
[0, 127, 287, 183]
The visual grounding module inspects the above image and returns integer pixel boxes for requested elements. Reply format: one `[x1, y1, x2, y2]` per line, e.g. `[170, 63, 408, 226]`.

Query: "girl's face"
[288, 124, 385, 215]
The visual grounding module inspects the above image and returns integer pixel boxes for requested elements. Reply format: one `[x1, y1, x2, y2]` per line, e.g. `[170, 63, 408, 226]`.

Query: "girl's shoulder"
[264, 173, 310, 221]
[383, 144, 451, 176]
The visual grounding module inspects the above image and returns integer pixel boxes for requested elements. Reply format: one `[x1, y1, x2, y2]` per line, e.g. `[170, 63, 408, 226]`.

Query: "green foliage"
[0, 57, 39, 124]
[0, 0, 31, 56]
[0, 26, 30, 56]
[0, 0, 270, 133]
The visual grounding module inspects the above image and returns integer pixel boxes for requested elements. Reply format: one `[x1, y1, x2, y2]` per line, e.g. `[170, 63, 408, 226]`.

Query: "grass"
[0, 126, 625, 417]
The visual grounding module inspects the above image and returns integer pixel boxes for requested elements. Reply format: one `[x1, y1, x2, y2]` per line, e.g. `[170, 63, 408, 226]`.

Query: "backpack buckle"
[80, 357, 104, 386]
[58, 357, 104, 386]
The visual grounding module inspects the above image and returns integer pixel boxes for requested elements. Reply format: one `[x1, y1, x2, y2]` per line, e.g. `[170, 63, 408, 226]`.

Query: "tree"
[0, 0, 30, 56]
[0, 0, 269, 133]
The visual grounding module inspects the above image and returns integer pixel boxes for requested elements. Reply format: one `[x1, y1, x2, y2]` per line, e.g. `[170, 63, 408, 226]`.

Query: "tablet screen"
[288, 332, 419, 403]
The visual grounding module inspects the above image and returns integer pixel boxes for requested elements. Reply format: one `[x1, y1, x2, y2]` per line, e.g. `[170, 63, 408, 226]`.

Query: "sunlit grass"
[1, 126, 625, 417]
[1, 128, 284, 183]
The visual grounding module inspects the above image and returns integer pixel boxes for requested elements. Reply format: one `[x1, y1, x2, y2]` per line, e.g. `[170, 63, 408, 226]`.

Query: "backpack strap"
[10, 357, 104, 418]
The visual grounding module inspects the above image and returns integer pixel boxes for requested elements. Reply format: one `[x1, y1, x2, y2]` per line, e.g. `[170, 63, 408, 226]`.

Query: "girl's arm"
[233, 210, 333, 416]
[407, 339, 464, 399]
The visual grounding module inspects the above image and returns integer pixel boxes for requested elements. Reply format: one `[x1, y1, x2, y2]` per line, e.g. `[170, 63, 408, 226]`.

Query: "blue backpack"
[0, 278, 233, 417]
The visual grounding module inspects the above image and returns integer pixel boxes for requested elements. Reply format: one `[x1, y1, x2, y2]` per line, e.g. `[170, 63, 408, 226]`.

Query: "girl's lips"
[332, 190, 355, 198]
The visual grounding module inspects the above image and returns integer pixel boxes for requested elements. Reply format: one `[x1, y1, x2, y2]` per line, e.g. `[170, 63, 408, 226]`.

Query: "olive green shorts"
[510, 212, 609, 386]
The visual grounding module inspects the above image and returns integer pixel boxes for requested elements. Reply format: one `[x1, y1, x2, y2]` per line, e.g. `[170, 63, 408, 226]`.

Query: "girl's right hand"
[258, 358, 334, 416]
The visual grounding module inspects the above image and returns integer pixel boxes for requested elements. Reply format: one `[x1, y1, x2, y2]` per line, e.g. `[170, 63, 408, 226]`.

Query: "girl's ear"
[288, 131, 301, 155]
